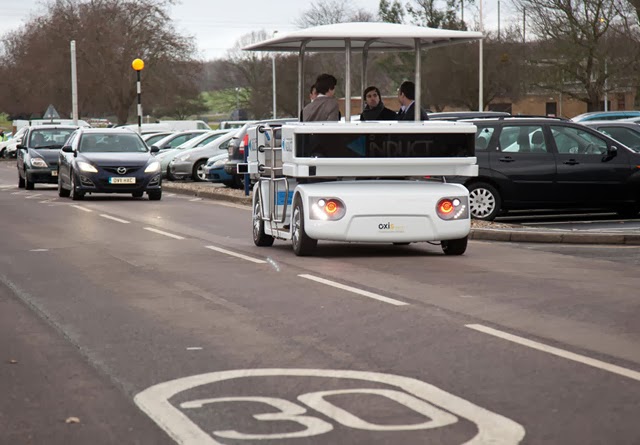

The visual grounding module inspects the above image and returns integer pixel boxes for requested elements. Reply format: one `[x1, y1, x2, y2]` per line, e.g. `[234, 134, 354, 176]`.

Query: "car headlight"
[30, 158, 48, 168]
[144, 161, 161, 173]
[176, 154, 190, 162]
[77, 161, 98, 173]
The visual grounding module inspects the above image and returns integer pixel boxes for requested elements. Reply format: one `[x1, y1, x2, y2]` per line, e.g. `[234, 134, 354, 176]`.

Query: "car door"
[16, 129, 29, 176]
[58, 132, 77, 186]
[550, 124, 632, 204]
[488, 124, 557, 205]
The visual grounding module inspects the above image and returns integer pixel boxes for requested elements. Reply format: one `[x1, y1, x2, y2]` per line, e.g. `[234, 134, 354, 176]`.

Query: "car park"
[149, 130, 210, 154]
[142, 131, 174, 146]
[452, 117, 640, 220]
[203, 152, 234, 186]
[57, 128, 162, 200]
[571, 110, 640, 122]
[157, 130, 231, 179]
[167, 131, 234, 181]
[17, 125, 78, 189]
[581, 121, 640, 151]
[3, 127, 28, 158]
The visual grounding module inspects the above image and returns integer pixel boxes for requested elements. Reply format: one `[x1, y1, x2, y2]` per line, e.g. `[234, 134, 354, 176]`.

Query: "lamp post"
[478, 0, 484, 111]
[70, 41, 79, 125]
[131, 58, 145, 134]
[272, 30, 278, 119]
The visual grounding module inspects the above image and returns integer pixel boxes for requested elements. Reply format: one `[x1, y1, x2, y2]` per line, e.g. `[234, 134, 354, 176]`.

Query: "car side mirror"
[150, 146, 160, 153]
[607, 145, 618, 157]
[62, 145, 74, 153]
[16, 144, 25, 150]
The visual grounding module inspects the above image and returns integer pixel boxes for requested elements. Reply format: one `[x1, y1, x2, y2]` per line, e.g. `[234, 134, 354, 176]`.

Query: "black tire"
[58, 172, 70, 197]
[70, 172, 84, 201]
[467, 181, 501, 221]
[18, 173, 25, 188]
[291, 197, 317, 256]
[222, 181, 235, 188]
[0, 148, 5, 158]
[166, 167, 176, 181]
[192, 160, 207, 182]
[442, 236, 468, 256]
[253, 195, 274, 247]
[25, 172, 35, 190]
[148, 190, 162, 201]
[393, 242, 411, 246]
[132, 191, 144, 198]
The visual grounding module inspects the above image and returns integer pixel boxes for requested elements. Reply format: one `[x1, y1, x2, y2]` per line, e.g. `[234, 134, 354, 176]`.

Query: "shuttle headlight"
[310, 197, 346, 221]
[437, 197, 469, 220]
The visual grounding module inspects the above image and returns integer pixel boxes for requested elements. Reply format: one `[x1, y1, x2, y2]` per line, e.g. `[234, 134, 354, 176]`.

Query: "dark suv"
[451, 117, 640, 220]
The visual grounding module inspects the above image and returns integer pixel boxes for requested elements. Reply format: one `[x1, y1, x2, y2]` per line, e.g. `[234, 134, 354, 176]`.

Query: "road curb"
[164, 182, 640, 246]
[163, 183, 251, 206]
[470, 228, 640, 245]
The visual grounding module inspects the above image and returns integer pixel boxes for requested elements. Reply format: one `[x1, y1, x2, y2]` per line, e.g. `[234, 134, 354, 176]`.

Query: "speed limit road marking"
[135, 368, 525, 445]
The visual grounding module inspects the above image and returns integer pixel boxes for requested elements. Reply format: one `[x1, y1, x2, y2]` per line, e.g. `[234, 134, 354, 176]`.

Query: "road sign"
[43, 105, 61, 120]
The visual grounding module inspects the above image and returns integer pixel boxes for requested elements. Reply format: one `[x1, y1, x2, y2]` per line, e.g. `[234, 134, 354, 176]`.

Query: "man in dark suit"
[396, 81, 429, 121]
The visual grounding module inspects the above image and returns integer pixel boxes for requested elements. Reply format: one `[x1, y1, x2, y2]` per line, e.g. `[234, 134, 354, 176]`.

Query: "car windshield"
[29, 129, 75, 148]
[79, 133, 148, 153]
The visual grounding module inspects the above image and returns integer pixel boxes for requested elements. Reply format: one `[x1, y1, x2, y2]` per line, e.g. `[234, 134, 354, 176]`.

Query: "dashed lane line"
[298, 274, 409, 307]
[204, 245, 266, 264]
[25, 194, 43, 199]
[144, 227, 185, 240]
[466, 324, 640, 382]
[99, 214, 130, 224]
[70, 205, 93, 212]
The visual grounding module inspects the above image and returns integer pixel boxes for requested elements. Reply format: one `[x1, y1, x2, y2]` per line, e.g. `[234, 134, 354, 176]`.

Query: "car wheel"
[148, 190, 162, 201]
[192, 160, 207, 182]
[132, 191, 144, 198]
[166, 167, 176, 181]
[70, 172, 84, 201]
[291, 197, 317, 256]
[467, 182, 501, 221]
[25, 173, 35, 190]
[0, 148, 5, 158]
[18, 173, 25, 188]
[58, 172, 70, 197]
[253, 194, 274, 247]
[441, 236, 468, 255]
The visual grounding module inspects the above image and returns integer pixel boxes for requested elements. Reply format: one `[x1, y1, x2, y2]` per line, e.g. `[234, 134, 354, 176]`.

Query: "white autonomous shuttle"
[239, 23, 483, 256]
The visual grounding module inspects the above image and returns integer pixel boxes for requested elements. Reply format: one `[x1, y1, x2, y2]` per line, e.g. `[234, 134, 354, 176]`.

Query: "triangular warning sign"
[43, 104, 61, 120]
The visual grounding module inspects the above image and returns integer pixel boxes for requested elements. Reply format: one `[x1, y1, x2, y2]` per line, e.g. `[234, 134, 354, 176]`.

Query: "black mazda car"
[58, 129, 162, 200]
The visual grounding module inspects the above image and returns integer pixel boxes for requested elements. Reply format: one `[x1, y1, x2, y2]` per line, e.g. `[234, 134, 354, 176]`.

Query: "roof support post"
[345, 38, 352, 122]
[414, 38, 421, 121]
[361, 40, 374, 113]
[297, 40, 309, 119]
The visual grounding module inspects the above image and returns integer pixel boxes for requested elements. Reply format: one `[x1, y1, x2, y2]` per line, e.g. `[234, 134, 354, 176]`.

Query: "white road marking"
[135, 369, 525, 445]
[29, 249, 49, 252]
[99, 214, 130, 224]
[189, 198, 203, 202]
[71, 205, 92, 212]
[11, 191, 26, 195]
[466, 324, 640, 382]
[186, 347, 203, 351]
[144, 227, 185, 240]
[165, 193, 176, 197]
[204, 245, 266, 264]
[0, 185, 13, 189]
[25, 194, 42, 199]
[298, 274, 408, 306]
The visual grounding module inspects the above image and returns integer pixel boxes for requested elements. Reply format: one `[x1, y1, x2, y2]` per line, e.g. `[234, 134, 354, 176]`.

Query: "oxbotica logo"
[378, 222, 405, 232]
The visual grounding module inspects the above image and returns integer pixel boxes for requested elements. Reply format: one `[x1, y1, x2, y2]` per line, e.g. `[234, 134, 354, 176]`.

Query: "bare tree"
[514, 0, 640, 110]
[295, 0, 376, 28]
[0, 0, 201, 123]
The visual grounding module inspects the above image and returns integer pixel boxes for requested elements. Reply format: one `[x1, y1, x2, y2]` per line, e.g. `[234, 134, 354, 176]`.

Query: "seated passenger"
[396, 81, 429, 121]
[301, 73, 340, 122]
[360, 86, 397, 121]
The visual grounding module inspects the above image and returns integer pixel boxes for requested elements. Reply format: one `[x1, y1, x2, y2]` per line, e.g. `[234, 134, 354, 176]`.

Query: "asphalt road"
[1, 160, 639, 445]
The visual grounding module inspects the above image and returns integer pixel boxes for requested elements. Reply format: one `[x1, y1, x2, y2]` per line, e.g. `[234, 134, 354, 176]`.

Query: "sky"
[0, 0, 514, 61]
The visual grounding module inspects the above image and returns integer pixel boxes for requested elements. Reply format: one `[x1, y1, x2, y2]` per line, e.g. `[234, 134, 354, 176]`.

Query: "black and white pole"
[131, 58, 145, 134]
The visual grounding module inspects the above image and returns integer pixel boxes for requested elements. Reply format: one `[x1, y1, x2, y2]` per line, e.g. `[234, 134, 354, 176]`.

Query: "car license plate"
[109, 177, 135, 184]
[51, 170, 58, 176]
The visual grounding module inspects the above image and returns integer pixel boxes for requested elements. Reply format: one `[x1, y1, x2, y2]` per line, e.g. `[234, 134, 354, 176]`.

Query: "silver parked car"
[157, 130, 231, 178]
[168, 132, 235, 181]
